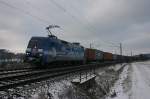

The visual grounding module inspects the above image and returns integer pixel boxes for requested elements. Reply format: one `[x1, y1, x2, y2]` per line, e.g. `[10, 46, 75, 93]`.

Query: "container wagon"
[85, 48, 103, 62]
[103, 52, 113, 61]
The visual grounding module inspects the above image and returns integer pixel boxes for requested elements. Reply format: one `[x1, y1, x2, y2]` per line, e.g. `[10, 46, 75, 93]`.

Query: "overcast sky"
[0, 0, 150, 55]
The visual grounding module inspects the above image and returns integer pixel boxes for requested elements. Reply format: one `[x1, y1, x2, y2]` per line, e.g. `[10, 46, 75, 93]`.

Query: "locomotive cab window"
[28, 40, 38, 48]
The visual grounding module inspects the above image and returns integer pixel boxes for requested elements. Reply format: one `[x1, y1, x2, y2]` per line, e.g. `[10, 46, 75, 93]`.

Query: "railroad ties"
[0, 64, 93, 90]
[0, 62, 120, 91]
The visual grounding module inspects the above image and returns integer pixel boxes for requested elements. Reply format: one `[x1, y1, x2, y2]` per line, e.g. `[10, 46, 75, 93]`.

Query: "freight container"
[85, 48, 96, 61]
[113, 54, 117, 61]
[95, 50, 103, 61]
[103, 52, 113, 61]
[116, 55, 122, 61]
[85, 48, 103, 62]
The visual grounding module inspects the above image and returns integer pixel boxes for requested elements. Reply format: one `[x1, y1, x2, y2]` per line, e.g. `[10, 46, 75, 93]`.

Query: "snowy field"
[107, 61, 150, 99]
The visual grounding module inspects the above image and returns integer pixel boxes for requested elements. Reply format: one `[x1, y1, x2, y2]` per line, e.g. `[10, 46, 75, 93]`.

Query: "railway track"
[0, 61, 123, 91]
[0, 68, 33, 76]
[0, 63, 98, 91]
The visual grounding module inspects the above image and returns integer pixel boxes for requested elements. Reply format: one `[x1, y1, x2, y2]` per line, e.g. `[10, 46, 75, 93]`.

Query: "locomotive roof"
[31, 36, 68, 43]
[30, 36, 84, 48]
[31, 36, 47, 39]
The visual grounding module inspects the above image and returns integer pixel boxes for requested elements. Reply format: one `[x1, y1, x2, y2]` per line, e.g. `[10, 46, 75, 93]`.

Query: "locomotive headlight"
[38, 49, 43, 52]
[39, 53, 43, 56]
[26, 52, 30, 55]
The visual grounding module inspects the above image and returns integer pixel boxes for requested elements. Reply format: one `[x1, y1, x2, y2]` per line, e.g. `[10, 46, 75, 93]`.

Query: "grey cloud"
[0, 0, 150, 54]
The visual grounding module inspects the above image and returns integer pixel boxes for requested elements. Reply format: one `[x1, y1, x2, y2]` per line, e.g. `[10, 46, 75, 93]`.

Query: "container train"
[25, 27, 135, 67]
[25, 34, 134, 67]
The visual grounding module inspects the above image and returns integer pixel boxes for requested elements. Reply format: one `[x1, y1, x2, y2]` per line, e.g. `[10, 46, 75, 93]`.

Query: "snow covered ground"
[2, 61, 150, 99]
[107, 61, 150, 99]
[0, 64, 124, 99]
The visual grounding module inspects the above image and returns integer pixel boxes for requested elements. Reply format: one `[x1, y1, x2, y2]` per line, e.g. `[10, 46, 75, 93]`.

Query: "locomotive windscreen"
[28, 40, 38, 48]
[27, 38, 45, 49]
[27, 37, 50, 49]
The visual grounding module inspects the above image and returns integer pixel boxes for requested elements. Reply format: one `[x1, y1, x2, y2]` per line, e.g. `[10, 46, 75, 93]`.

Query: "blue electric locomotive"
[26, 35, 85, 65]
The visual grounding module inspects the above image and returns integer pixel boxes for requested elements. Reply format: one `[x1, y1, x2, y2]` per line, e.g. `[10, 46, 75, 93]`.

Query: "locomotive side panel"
[54, 40, 84, 62]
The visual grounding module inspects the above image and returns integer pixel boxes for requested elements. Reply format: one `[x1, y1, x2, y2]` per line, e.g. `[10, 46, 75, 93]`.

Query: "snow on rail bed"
[0, 63, 128, 99]
[107, 61, 150, 99]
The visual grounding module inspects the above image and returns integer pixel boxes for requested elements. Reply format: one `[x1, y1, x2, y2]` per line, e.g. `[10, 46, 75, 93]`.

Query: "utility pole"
[120, 43, 123, 62]
[90, 43, 92, 48]
[130, 50, 133, 62]
[131, 51, 132, 57]
[120, 43, 122, 56]
[90, 43, 93, 49]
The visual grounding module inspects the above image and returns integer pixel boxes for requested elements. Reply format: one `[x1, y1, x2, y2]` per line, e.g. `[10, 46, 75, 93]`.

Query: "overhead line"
[48, 0, 119, 45]
[66, 2, 121, 46]
[48, 0, 96, 31]
[24, 0, 56, 22]
[0, 0, 51, 25]
[24, 0, 71, 34]
[0, 0, 122, 49]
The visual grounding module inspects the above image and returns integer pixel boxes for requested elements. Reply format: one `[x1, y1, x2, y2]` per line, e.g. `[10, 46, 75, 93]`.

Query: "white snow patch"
[130, 62, 150, 99]
[107, 63, 126, 72]
[106, 65, 129, 99]
[106, 61, 150, 99]
[29, 72, 94, 99]
[72, 74, 96, 84]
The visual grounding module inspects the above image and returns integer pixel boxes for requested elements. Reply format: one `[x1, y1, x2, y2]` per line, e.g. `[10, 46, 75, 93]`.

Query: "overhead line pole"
[120, 43, 123, 62]
[0, 0, 51, 25]
[120, 43, 122, 56]
[131, 50, 133, 57]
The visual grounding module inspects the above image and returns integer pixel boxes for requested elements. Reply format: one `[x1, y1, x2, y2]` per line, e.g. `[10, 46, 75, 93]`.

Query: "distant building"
[0, 49, 25, 63]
